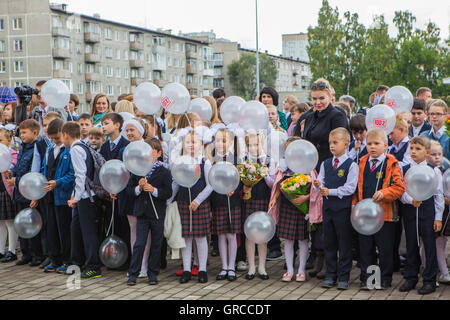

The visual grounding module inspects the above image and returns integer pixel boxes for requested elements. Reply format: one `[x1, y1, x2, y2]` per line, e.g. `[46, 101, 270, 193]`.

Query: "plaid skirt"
[178, 200, 211, 238]
[212, 205, 242, 235]
[242, 198, 269, 221]
[277, 198, 308, 241]
[0, 191, 16, 220]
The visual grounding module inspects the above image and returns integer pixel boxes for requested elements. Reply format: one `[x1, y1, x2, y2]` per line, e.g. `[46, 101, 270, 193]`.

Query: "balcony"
[203, 69, 214, 77]
[214, 60, 224, 67]
[53, 69, 71, 78]
[85, 73, 102, 82]
[130, 42, 144, 51]
[52, 48, 70, 59]
[152, 60, 166, 71]
[153, 79, 166, 87]
[84, 32, 100, 43]
[129, 59, 144, 68]
[186, 64, 197, 74]
[131, 77, 138, 86]
[185, 50, 195, 58]
[152, 45, 166, 55]
[85, 53, 100, 63]
[52, 27, 70, 38]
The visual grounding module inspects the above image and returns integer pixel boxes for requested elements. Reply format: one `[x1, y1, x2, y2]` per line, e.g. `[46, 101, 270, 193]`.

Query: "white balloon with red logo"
[365, 104, 396, 134]
[384, 86, 414, 115]
[161, 83, 190, 115]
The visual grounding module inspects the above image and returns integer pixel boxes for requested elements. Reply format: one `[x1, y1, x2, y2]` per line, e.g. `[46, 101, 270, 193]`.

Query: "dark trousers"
[323, 209, 352, 281]
[268, 233, 281, 253]
[359, 222, 395, 284]
[393, 216, 403, 269]
[129, 215, 164, 278]
[236, 232, 247, 262]
[17, 202, 43, 261]
[47, 204, 72, 266]
[70, 198, 101, 270]
[39, 197, 49, 257]
[403, 212, 438, 284]
[105, 200, 131, 267]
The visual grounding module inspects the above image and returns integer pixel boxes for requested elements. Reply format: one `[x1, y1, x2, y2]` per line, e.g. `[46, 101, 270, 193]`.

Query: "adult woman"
[90, 94, 112, 127]
[259, 87, 288, 131]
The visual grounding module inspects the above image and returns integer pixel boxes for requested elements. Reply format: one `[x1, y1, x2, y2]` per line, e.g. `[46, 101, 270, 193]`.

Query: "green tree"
[227, 53, 277, 100]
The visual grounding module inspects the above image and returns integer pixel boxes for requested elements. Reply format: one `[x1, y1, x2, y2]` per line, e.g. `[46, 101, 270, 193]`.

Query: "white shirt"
[368, 154, 386, 171]
[70, 140, 95, 201]
[431, 126, 445, 140]
[347, 139, 366, 161]
[387, 136, 412, 168]
[316, 154, 359, 199]
[400, 160, 444, 221]
[412, 123, 424, 137]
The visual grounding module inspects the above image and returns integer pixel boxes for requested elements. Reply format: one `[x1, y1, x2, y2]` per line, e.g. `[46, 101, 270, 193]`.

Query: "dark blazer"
[100, 136, 129, 161]
[408, 122, 431, 137]
[128, 166, 172, 219]
[12, 141, 36, 203]
[296, 104, 349, 171]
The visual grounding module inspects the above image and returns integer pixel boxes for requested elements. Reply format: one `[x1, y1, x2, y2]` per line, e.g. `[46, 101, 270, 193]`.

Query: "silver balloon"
[244, 211, 276, 244]
[99, 160, 130, 195]
[40, 79, 70, 109]
[443, 169, 450, 198]
[208, 161, 240, 195]
[123, 140, 154, 176]
[266, 130, 288, 163]
[18, 172, 48, 200]
[171, 155, 201, 188]
[351, 199, 385, 236]
[188, 98, 212, 121]
[220, 96, 245, 125]
[99, 235, 128, 269]
[365, 104, 396, 134]
[405, 165, 438, 201]
[0, 144, 12, 172]
[384, 86, 414, 115]
[238, 101, 269, 131]
[285, 139, 318, 174]
[161, 83, 190, 115]
[134, 82, 161, 115]
[14, 208, 42, 239]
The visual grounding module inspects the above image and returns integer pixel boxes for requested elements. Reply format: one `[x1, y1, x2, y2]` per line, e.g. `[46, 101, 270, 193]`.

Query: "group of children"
[0, 88, 449, 297]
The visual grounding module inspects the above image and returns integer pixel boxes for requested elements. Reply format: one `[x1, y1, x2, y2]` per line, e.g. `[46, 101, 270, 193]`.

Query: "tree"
[227, 53, 277, 100]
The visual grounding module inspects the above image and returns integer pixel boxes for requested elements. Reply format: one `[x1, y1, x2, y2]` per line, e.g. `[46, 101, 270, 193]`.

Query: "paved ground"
[1, 247, 450, 300]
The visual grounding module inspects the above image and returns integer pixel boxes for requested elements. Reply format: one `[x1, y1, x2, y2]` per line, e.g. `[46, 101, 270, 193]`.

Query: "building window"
[174, 58, 179, 67]
[147, 71, 152, 81]
[0, 20, 4, 31]
[14, 61, 23, 72]
[77, 63, 83, 73]
[97, 65, 103, 75]
[124, 50, 128, 60]
[116, 49, 121, 60]
[167, 57, 171, 67]
[139, 70, 144, 79]
[86, 64, 94, 73]
[76, 43, 81, 54]
[78, 83, 83, 94]
[13, 18, 23, 30]
[53, 60, 64, 70]
[68, 62, 73, 73]
[104, 28, 112, 40]
[117, 86, 121, 95]
[174, 43, 179, 52]
[14, 40, 24, 52]
[115, 30, 120, 41]
[0, 61, 5, 73]
[115, 67, 121, 78]
[124, 68, 129, 79]
[0, 40, 5, 52]
[105, 47, 113, 58]
[62, 80, 72, 91]
[123, 32, 128, 42]
[106, 85, 113, 96]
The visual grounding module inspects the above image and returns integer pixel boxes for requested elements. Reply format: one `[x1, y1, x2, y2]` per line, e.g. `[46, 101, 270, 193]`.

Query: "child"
[287, 103, 309, 136]
[347, 114, 368, 164]
[398, 136, 444, 294]
[64, 122, 102, 279]
[387, 115, 412, 167]
[172, 130, 213, 284]
[409, 98, 431, 137]
[40, 118, 74, 273]
[88, 127, 105, 151]
[6, 119, 44, 266]
[420, 100, 449, 160]
[100, 113, 129, 161]
[353, 128, 405, 289]
[314, 128, 358, 290]
[266, 104, 286, 133]
[77, 113, 94, 145]
[141, 115, 169, 165]
[126, 138, 172, 286]
[242, 132, 274, 280]
[0, 128, 18, 263]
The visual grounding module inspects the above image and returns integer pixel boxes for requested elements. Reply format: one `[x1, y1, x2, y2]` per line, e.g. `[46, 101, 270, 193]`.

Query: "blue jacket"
[420, 130, 450, 160]
[41, 145, 75, 206]
[12, 141, 36, 203]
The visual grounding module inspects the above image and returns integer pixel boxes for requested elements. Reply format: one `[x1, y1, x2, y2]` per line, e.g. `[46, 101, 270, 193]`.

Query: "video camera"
[14, 85, 39, 105]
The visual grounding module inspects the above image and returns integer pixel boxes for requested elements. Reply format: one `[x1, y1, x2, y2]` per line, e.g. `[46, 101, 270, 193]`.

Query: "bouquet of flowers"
[445, 115, 450, 138]
[280, 174, 312, 215]
[237, 159, 269, 200]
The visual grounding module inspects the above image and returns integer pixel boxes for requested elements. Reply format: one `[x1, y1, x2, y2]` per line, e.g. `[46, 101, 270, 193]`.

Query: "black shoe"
[399, 280, 417, 292]
[127, 277, 137, 286]
[148, 275, 158, 285]
[360, 281, 369, 290]
[39, 257, 51, 269]
[245, 273, 255, 280]
[180, 271, 191, 284]
[29, 258, 43, 267]
[216, 269, 228, 281]
[198, 271, 208, 283]
[211, 248, 219, 257]
[258, 273, 269, 280]
[266, 250, 282, 261]
[418, 283, 436, 295]
[16, 258, 31, 266]
[0, 253, 4, 260]
[305, 256, 315, 270]
[380, 281, 391, 290]
[81, 269, 102, 279]
[0, 251, 17, 263]
[160, 258, 167, 270]
[227, 270, 237, 281]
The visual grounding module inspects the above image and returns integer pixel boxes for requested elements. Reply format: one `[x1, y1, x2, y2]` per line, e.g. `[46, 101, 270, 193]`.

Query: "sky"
[57, 0, 449, 55]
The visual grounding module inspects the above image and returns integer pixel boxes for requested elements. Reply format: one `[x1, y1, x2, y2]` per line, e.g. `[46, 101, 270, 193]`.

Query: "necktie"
[110, 142, 116, 151]
[370, 159, 378, 172]
[333, 158, 339, 170]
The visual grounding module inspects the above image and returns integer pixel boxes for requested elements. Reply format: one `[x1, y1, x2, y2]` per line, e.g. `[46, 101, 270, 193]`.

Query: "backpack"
[74, 142, 109, 202]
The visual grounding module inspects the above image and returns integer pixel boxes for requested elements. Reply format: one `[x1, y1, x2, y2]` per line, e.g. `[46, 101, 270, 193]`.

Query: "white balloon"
[384, 86, 414, 115]
[405, 165, 438, 201]
[0, 144, 12, 172]
[40, 79, 70, 109]
[99, 235, 128, 269]
[244, 211, 276, 244]
[365, 104, 396, 134]
[188, 98, 212, 121]
[161, 83, 190, 115]
[351, 199, 385, 236]
[171, 155, 201, 188]
[18, 172, 48, 200]
[14, 208, 42, 239]
[238, 101, 269, 131]
[443, 169, 450, 198]
[99, 160, 130, 195]
[134, 82, 161, 115]
[220, 96, 245, 125]
[285, 139, 319, 174]
[208, 162, 240, 195]
[123, 140, 153, 176]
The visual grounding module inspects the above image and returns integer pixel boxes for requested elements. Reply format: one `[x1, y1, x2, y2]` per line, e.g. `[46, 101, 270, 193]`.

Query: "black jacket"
[128, 166, 172, 219]
[100, 136, 129, 161]
[295, 104, 349, 171]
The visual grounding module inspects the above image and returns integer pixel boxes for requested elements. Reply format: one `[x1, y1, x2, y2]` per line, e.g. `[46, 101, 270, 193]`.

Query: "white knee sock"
[181, 237, 193, 272]
[226, 233, 237, 274]
[195, 237, 208, 272]
[218, 234, 228, 275]
[284, 240, 294, 275]
[246, 239, 256, 274]
[298, 240, 309, 275]
[0, 221, 7, 255]
[257, 243, 267, 274]
[5, 220, 17, 254]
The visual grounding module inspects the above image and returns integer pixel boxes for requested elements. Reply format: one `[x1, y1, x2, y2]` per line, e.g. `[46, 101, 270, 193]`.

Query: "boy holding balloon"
[352, 128, 405, 290]
[399, 136, 444, 295]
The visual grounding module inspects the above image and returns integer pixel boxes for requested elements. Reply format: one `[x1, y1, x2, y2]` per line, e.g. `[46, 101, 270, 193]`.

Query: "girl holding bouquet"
[269, 137, 310, 282]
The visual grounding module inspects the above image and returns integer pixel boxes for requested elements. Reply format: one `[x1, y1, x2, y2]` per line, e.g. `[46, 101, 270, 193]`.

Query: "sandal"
[282, 272, 294, 282]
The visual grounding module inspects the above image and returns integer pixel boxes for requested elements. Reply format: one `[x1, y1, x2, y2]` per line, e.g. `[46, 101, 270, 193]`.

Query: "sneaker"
[176, 266, 184, 276]
[321, 278, 336, 288]
[0, 251, 17, 263]
[337, 281, 349, 290]
[127, 277, 137, 286]
[44, 263, 59, 273]
[191, 265, 199, 276]
[81, 269, 102, 279]
[138, 272, 147, 278]
[236, 261, 248, 272]
[266, 250, 283, 261]
[56, 265, 69, 274]
[439, 274, 450, 284]
[39, 257, 51, 269]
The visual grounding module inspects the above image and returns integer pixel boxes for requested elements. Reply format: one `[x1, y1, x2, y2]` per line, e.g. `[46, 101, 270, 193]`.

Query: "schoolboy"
[420, 100, 449, 159]
[100, 113, 129, 161]
[88, 127, 105, 151]
[409, 99, 431, 137]
[347, 114, 368, 163]
[387, 116, 412, 167]
[77, 113, 93, 145]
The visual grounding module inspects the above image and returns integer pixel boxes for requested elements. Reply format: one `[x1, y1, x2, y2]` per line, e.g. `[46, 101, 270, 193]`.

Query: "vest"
[389, 142, 409, 162]
[47, 147, 64, 181]
[322, 157, 354, 212]
[176, 160, 207, 202]
[362, 158, 388, 199]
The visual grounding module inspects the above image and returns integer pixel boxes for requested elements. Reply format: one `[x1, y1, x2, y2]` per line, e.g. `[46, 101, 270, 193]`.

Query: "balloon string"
[228, 196, 232, 226]
[185, 112, 192, 128]
[153, 115, 156, 139]
[416, 207, 420, 248]
[106, 199, 114, 237]
[148, 192, 159, 220]
[188, 187, 192, 233]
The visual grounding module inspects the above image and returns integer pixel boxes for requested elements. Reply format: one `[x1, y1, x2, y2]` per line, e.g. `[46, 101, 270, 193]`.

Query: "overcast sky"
[58, 0, 449, 55]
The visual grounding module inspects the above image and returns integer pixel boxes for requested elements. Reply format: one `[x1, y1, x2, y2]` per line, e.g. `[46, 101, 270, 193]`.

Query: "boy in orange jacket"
[352, 128, 405, 290]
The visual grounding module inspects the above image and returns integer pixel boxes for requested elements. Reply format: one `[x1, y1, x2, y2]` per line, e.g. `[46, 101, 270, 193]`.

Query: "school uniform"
[421, 127, 450, 160]
[99, 135, 130, 162]
[409, 122, 431, 138]
[347, 139, 368, 164]
[70, 140, 101, 271]
[128, 162, 172, 279]
[317, 154, 358, 282]
[387, 136, 412, 167]
[400, 161, 444, 285]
